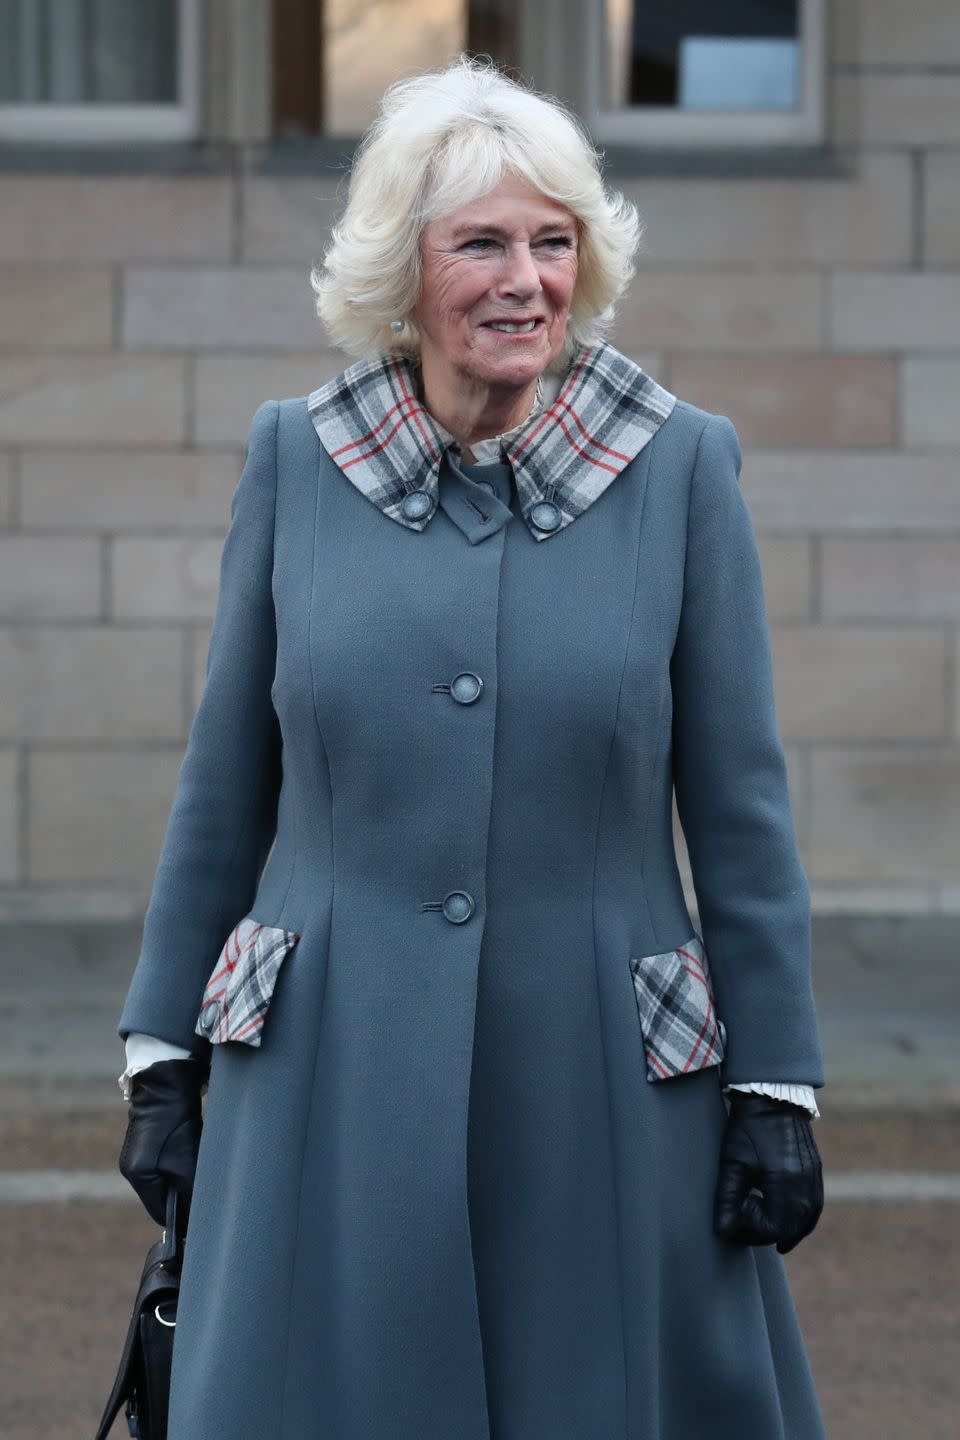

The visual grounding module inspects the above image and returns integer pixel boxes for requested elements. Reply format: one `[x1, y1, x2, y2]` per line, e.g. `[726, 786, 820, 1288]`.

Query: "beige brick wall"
[1, 2, 959, 917]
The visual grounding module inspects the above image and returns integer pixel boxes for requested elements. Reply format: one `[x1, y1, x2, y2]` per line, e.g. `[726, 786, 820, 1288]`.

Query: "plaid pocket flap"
[195, 917, 301, 1047]
[628, 933, 726, 1082]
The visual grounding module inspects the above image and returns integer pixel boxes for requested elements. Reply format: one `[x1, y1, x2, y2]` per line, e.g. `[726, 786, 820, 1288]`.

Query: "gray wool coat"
[117, 339, 827, 1440]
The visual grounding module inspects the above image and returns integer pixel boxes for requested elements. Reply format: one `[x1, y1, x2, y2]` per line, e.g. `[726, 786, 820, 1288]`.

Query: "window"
[585, 0, 825, 147]
[273, 0, 518, 139]
[0, 0, 200, 142]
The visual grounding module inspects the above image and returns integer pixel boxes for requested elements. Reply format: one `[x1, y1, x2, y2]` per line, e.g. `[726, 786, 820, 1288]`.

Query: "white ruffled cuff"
[722, 1080, 820, 1119]
[118, 1032, 194, 1101]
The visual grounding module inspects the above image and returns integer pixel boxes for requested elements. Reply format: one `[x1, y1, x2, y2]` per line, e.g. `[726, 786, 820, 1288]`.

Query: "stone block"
[670, 353, 896, 448]
[830, 272, 960, 351]
[740, 452, 960, 533]
[0, 746, 17, 883]
[0, 178, 232, 262]
[757, 536, 812, 620]
[612, 270, 823, 350]
[771, 625, 948, 741]
[830, 73, 960, 146]
[0, 628, 183, 742]
[808, 746, 960, 883]
[20, 449, 239, 530]
[194, 353, 343, 445]
[0, 355, 185, 446]
[0, 537, 101, 620]
[924, 152, 960, 265]
[902, 357, 960, 449]
[240, 178, 342, 263]
[0, 266, 113, 350]
[822, 538, 960, 620]
[27, 746, 185, 886]
[112, 538, 223, 621]
[620, 153, 911, 266]
[0, 452, 13, 525]
[123, 266, 324, 351]
[831, 0, 960, 65]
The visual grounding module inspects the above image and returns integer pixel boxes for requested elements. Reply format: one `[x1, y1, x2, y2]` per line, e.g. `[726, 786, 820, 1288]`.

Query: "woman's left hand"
[713, 1092, 824, 1253]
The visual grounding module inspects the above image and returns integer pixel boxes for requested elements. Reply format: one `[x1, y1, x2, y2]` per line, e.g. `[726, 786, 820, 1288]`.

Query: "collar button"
[530, 499, 562, 533]
[400, 489, 434, 521]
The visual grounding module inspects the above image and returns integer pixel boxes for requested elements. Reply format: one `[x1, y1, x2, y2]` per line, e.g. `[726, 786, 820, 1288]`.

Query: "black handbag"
[94, 1188, 182, 1440]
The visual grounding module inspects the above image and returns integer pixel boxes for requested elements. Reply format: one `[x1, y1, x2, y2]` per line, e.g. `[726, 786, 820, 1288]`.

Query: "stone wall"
[0, 0, 958, 918]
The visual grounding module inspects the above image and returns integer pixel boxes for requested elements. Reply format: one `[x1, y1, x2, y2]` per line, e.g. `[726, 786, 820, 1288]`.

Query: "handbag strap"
[157, 1188, 181, 1268]
[92, 1186, 180, 1440]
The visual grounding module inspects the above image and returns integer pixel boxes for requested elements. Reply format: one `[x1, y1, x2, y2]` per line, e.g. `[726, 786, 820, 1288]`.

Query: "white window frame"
[0, 0, 200, 144]
[583, 0, 825, 148]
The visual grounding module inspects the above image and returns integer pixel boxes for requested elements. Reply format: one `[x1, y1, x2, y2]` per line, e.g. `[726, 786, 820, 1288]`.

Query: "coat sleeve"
[117, 400, 283, 1051]
[669, 413, 825, 1089]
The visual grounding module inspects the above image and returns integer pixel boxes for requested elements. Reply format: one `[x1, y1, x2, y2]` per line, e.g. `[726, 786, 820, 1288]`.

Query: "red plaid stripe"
[629, 934, 726, 1082]
[308, 340, 677, 542]
[195, 917, 301, 1048]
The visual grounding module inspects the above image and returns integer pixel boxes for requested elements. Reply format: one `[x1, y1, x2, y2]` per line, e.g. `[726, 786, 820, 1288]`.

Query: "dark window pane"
[606, 0, 800, 112]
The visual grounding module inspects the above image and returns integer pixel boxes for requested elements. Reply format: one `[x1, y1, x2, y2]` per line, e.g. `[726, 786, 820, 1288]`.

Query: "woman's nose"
[499, 243, 542, 299]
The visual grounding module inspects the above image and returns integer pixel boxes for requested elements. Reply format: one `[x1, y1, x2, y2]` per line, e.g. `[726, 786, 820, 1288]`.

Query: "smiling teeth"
[489, 320, 537, 332]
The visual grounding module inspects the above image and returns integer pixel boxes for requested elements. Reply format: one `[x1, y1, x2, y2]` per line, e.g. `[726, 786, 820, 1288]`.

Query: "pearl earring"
[390, 319, 404, 333]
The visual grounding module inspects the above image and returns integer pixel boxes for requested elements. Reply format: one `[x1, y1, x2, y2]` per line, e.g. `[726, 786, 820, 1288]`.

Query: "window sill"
[0, 140, 231, 175]
[253, 136, 854, 182]
[0, 135, 854, 184]
[596, 142, 852, 181]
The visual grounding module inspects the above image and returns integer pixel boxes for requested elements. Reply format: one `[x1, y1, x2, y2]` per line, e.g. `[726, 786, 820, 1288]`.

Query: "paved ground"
[0, 914, 957, 1437]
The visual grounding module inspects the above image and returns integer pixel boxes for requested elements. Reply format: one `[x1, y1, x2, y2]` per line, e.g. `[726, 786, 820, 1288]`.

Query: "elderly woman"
[116, 55, 826, 1440]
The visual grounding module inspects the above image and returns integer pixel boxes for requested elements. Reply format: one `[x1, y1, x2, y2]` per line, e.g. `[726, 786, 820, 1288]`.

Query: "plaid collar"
[307, 340, 677, 542]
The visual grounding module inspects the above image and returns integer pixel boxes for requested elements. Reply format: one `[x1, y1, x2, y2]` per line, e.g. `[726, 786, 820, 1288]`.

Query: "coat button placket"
[401, 453, 515, 1436]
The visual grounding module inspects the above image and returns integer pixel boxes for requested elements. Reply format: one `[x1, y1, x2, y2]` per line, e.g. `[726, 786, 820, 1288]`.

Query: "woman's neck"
[416, 356, 541, 446]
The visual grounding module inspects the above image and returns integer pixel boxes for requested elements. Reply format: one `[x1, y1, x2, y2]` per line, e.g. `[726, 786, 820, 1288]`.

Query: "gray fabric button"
[530, 499, 562, 532]
[450, 672, 483, 704]
[401, 489, 434, 521]
[441, 891, 475, 924]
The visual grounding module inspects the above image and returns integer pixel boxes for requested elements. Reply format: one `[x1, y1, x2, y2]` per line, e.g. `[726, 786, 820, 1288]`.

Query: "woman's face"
[412, 172, 580, 391]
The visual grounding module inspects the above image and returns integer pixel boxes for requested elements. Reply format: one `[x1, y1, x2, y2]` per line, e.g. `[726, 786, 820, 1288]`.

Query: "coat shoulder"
[275, 394, 322, 448]
[653, 395, 742, 478]
[660, 395, 736, 443]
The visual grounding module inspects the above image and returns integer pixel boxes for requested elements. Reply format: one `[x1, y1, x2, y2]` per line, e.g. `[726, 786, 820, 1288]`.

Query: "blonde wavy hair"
[311, 54, 643, 372]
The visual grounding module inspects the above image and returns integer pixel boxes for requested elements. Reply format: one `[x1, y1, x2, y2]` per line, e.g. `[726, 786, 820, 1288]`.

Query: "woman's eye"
[463, 237, 496, 251]
[541, 236, 573, 249]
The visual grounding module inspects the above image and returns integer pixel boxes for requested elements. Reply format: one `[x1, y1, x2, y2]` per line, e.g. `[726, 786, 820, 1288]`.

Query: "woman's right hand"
[118, 1056, 208, 1230]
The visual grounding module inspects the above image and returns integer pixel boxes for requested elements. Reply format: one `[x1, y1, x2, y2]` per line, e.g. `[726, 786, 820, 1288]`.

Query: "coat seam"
[590, 439, 658, 1439]
[633, 432, 671, 952]
[277, 412, 336, 1435]
[651, 412, 716, 961]
[674, 412, 714, 650]
[250, 398, 287, 922]
[272, 403, 298, 929]
[638, 413, 713, 955]
[187, 400, 283, 1047]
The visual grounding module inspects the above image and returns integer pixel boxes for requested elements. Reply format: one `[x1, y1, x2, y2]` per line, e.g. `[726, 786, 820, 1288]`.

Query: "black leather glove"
[118, 1057, 208, 1232]
[713, 1091, 824, 1254]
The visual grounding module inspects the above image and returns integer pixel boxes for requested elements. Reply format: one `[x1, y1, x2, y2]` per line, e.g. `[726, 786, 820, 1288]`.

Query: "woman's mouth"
[482, 318, 543, 336]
